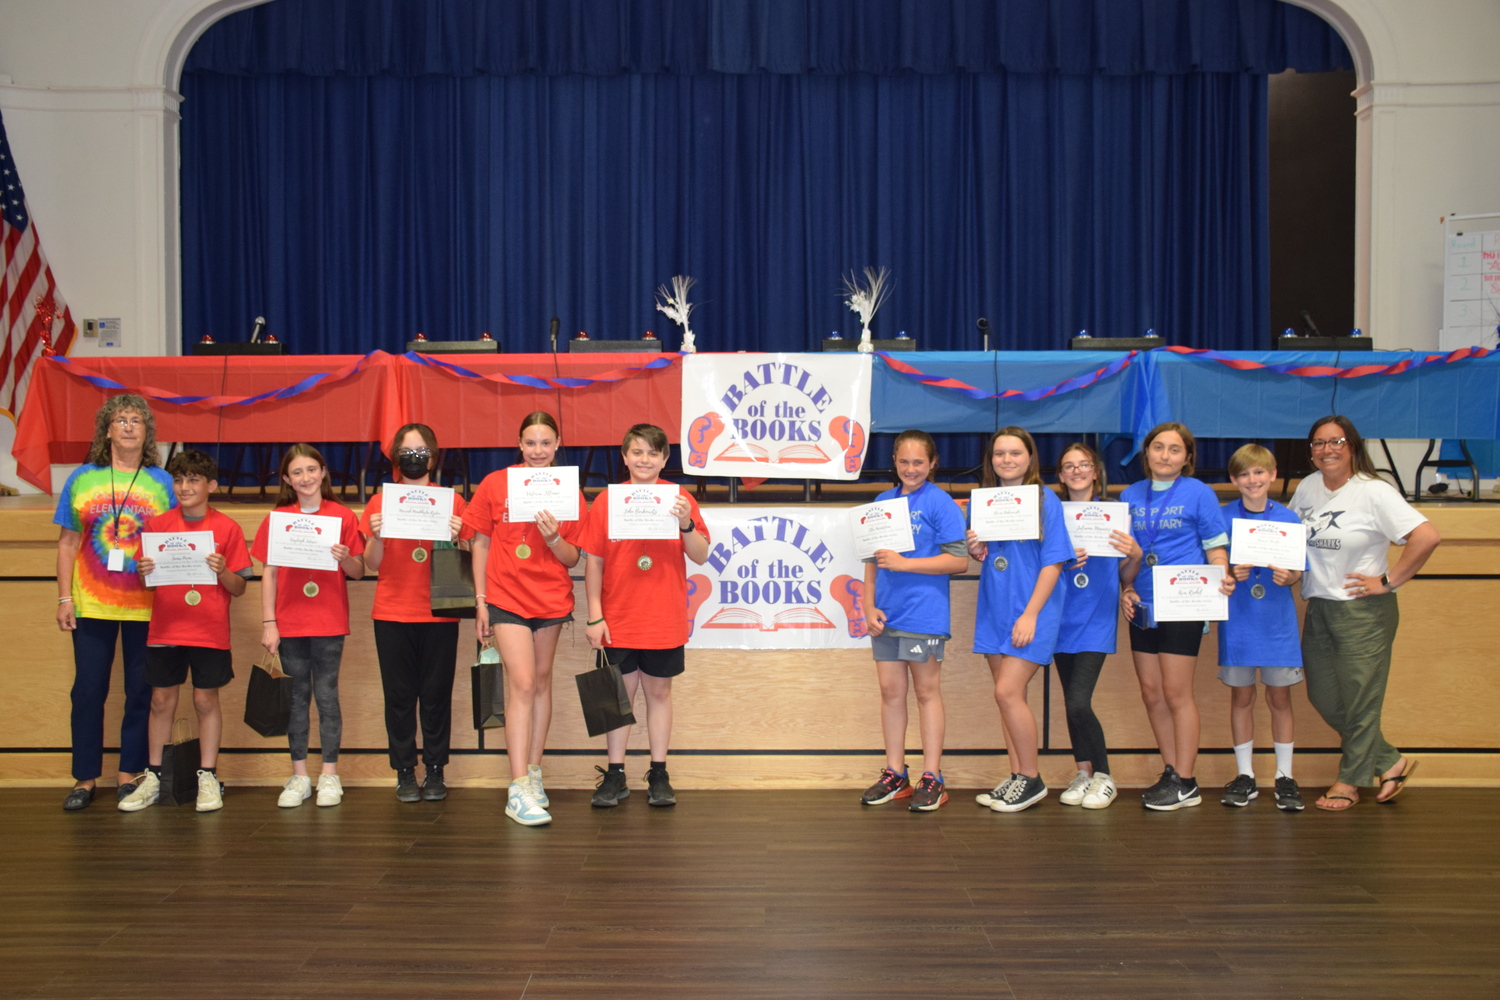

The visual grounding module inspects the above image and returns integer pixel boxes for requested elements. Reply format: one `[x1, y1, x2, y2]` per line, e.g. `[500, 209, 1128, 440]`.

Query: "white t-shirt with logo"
[1290, 474, 1426, 601]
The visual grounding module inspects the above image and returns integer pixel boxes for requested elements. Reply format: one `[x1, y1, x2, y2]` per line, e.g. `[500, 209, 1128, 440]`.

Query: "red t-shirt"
[360, 489, 473, 623]
[580, 482, 708, 650]
[251, 499, 365, 638]
[142, 507, 252, 650]
[462, 466, 588, 619]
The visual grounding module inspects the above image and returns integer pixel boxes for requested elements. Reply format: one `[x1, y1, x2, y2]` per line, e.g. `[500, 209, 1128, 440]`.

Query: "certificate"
[607, 484, 680, 540]
[1229, 517, 1307, 569]
[1061, 501, 1131, 558]
[379, 483, 455, 542]
[140, 531, 218, 587]
[849, 496, 916, 560]
[507, 466, 580, 522]
[969, 485, 1041, 542]
[266, 512, 342, 571]
[1151, 564, 1228, 622]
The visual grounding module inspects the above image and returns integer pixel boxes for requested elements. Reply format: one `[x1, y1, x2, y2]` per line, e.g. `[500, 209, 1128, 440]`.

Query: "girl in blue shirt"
[966, 427, 1073, 813]
[859, 431, 968, 813]
[1119, 422, 1234, 811]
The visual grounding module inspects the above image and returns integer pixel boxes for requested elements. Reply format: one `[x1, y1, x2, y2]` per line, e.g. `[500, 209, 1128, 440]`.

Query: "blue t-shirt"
[973, 487, 1074, 663]
[1057, 493, 1120, 656]
[871, 480, 966, 639]
[1121, 476, 1228, 607]
[1217, 499, 1305, 668]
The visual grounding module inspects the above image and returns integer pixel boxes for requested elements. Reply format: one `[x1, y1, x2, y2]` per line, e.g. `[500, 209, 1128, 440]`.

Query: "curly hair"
[85, 394, 159, 467]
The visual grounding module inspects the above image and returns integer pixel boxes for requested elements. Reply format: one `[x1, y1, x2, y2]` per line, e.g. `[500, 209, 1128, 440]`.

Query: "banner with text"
[686, 507, 869, 650]
[680, 353, 871, 480]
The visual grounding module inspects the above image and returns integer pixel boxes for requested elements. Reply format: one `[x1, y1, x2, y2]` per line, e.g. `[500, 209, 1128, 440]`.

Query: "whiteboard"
[1440, 212, 1500, 351]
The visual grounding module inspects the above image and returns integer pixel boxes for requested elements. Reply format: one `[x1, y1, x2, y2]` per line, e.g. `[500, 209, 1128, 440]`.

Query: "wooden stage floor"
[3, 788, 1496, 1000]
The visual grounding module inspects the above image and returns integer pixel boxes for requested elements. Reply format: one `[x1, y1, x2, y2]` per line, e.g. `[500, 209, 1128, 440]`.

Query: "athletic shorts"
[1127, 619, 1205, 657]
[1218, 665, 1305, 688]
[871, 633, 946, 663]
[608, 646, 685, 678]
[145, 645, 233, 690]
[487, 603, 574, 631]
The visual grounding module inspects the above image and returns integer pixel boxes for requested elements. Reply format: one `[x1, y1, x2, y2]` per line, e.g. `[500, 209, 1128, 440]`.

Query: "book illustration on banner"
[686, 574, 712, 638]
[714, 441, 832, 464]
[701, 605, 836, 631]
[831, 574, 867, 638]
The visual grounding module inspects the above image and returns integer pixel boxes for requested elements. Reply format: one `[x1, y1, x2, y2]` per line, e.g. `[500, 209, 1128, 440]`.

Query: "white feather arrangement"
[655, 275, 698, 353]
[842, 266, 892, 353]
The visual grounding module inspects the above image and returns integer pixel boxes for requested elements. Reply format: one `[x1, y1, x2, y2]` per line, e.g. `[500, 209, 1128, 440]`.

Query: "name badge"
[107, 548, 126, 573]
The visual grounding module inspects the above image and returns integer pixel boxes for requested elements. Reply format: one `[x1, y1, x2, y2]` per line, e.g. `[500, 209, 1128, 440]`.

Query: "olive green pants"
[1301, 594, 1403, 787]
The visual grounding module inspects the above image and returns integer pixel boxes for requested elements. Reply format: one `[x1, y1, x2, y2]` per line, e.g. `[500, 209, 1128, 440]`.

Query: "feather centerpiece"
[655, 275, 698, 353]
[842, 266, 892, 354]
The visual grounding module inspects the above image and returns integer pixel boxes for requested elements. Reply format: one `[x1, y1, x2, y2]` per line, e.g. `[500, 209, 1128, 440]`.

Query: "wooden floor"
[3, 787, 1496, 1000]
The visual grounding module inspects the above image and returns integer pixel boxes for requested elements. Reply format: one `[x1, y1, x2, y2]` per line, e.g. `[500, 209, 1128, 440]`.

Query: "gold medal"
[303, 581, 320, 598]
[412, 546, 428, 564]
[516, 544, 532, 560]
[992, 555, 1008, 572]
[184, 589, 202, 606]
[637, 555, 653, 571]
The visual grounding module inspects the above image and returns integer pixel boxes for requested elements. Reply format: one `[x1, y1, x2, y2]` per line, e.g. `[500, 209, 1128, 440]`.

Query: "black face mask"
[397, 449, 432, 479]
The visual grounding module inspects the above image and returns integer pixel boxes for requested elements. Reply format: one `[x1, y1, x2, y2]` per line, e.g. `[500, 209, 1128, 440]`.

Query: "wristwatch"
[1381, 573, 1397, 592]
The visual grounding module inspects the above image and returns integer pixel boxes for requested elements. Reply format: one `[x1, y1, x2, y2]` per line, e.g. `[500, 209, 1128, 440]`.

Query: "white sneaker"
[1080, 773, 1118, 810]
[315, 773, 344, 807]
[1059, 770, 1091, 806]
[195, 770, 224, 813]
[528, 765, 549, 809]
[277, 774, 312, 808]
[117, 771, 160, 812]
[505, 780, 552, 826]
[976, 774, 1019, 808]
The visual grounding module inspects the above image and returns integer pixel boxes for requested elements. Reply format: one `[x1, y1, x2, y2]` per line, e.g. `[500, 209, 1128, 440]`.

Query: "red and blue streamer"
[45, 351, 386, 406]
[1163, 344, 1494, 377]
[876, 350, 1137, 401]
[401, 349, 681, 389]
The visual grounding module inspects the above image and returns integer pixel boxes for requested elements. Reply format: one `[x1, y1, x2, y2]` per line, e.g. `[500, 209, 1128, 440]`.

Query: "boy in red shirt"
[582, 424, 710, 807]
[120, 451, 252, 813]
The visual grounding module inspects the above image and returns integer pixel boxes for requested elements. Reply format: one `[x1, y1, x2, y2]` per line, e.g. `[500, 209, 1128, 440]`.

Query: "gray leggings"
[280, 635, 346, 762]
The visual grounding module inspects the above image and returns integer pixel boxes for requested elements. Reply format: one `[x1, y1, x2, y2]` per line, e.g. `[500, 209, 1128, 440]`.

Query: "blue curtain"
[179, 0, 1350, 355]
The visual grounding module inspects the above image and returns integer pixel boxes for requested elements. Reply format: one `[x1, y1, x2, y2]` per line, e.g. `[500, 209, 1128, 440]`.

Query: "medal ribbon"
[1140, 477, 1182, 560]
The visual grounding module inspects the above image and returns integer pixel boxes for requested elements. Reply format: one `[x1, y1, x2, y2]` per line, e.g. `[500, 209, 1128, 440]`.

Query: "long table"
[16, 348, 1499, 493]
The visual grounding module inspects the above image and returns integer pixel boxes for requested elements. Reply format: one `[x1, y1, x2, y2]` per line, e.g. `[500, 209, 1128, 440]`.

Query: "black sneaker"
[908, 772, 948, 812]
[1221, 773, 1258, 807]
[646, 767, 676, 807]
[395, 767, 421, 803]
[1142, 765, 1191, 811]
[990, 774, 1047, 813]
[1274, 775, 1305, 812]
[859, 767, 912, 805]
[421, 764, 447, 801]
[1177, 776, 1202, 808]
[591, 765, 630, 808]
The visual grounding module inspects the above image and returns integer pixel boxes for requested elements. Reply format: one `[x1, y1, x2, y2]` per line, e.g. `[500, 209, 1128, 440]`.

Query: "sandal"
[1315, 793, 1358, 811]
[1375, 758, 1418, 803]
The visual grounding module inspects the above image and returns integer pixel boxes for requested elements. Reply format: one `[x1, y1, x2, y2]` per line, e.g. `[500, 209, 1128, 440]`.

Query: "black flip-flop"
[1315, 793, 1358, 812]
[62, 786, 95, 811]
[1376, 759, 1419, 803]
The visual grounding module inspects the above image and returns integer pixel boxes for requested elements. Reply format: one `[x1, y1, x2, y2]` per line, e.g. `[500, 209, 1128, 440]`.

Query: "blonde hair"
[86, 394, 159, 467]
[1227, 443, 1276, 479]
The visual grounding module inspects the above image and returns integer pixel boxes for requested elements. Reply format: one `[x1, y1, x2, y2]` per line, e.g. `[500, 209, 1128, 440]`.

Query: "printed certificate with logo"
[379, 483, 455, 542]
[970, 485, 1040, 542]
[1061, 501, 1131, 558]
[140, 531, 218, 587]
[849, 496, 915, 560]
[507, 466, 580, 522]
[608, 484, 680, 539]
[1151, 564, 1229, 622]
[1229, 518, 1307, 569]
[266, 512, 342, 571]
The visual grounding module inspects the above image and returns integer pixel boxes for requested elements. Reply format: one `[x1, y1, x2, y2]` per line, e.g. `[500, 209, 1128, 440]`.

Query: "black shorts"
[1128, 619, 1206, 658]
[608, 646, 685, 679]
[487, 603, 574, 631]
[145, 645, 234, 689]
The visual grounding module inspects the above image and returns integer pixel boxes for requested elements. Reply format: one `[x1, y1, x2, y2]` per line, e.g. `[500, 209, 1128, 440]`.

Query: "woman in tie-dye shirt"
[55, 393, 176, 811]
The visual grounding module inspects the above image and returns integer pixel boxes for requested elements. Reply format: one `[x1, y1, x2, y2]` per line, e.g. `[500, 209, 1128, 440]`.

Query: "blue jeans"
[280, 635, 346, 762]
[70, 618, 151, 781]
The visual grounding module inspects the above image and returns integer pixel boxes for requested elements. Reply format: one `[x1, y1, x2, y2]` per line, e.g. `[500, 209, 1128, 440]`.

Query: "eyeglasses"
[1310, 437, 1348, 450]
[112, 417, 145, 429]
[397, 448, 433, 459]
[1060, 462, 1094, 474]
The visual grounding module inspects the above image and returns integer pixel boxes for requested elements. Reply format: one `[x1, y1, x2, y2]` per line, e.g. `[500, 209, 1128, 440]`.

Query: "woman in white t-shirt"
[1290, 416, 1440, 811]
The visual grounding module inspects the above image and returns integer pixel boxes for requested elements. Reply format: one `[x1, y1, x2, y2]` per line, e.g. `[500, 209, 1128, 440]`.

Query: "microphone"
[1300, 310, 1321, 337]
[977, 317, 991, 352]
[249, 316, 266, 343]
[550, 316, 560, 353]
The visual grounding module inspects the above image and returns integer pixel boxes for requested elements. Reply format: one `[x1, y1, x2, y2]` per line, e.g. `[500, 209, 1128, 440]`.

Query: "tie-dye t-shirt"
[54, 463, 177, 620]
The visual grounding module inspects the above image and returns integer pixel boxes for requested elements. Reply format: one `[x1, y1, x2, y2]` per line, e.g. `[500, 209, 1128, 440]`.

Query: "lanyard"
[1238, 499, 1270, 587]
[1140, 477, 1183, 556]
[109, 462, 145, 540]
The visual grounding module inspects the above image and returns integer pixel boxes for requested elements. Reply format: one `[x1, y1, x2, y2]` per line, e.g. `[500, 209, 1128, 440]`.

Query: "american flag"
[1, 108, 75, 422]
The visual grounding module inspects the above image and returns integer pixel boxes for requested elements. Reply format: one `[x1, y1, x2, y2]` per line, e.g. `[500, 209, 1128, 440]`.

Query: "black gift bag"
[244, 651, 292, 738]
[430, 543, 477, 619]
[574, 649, 637, 738]
[471, 642, 505, 730]
[160, 719, 200, 806]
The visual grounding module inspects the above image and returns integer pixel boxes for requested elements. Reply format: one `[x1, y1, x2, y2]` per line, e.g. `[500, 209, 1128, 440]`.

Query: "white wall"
[1, 0, 1498, 493]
